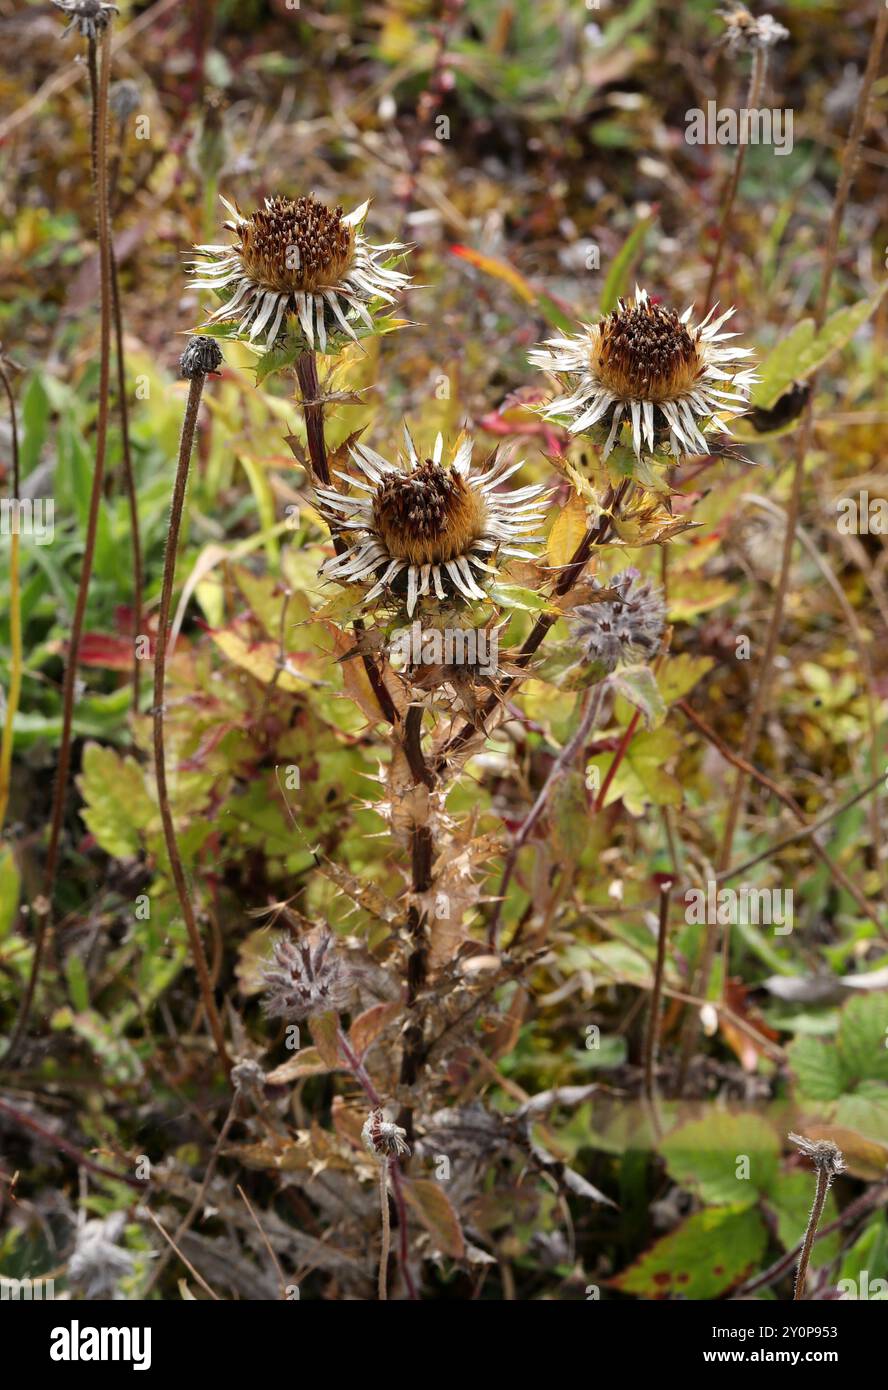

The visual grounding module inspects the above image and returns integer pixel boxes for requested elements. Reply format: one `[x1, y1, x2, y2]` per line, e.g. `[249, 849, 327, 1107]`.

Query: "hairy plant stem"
[683, 6, 888, 1084]
[703, 47, 768, 312]
[793, 1166, 831, 1301]
[294, 351, 398, 726]
[0, 360, 22, 833]
[154, 372, 230, 1076]
[110, 248, 143, 715]
[8, 28, 114, 1063]
[335, 1025, 417, 1300]
[642, 881, 671, 1142]
[377, 1161, 392, 1300]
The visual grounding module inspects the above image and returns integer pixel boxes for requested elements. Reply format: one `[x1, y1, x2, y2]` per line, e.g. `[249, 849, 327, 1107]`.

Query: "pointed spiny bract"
[316, 435, 550, 617]
[187, 193, 410, 352]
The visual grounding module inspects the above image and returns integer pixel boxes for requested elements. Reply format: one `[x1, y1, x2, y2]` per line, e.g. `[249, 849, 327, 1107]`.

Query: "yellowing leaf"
[403, 1178, 466, 1260]
[547, 492, 588, 569]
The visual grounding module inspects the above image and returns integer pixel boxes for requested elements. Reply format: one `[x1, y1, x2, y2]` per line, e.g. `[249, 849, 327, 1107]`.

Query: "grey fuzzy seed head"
[788, 1132, 846, 1180]
[69, 1212, 135, 1298]
[109, 79, 141, 121]
[262, 928, 353, 1023]
[571, 567, 666, 673]
[231, 1057, 267, 1093]
[717, 6, 789, 53]
[179, 335, 224, 379]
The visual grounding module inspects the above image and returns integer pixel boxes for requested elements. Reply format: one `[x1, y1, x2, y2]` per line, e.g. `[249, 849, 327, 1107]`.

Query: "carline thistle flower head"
[316, 430, 549, 618]
[187, 194, 409, 351]
[52, 0, 118, 39]
[529, 287, 757, 462]
[571, 567, 666, 673]
[262, 927, 353, 1022]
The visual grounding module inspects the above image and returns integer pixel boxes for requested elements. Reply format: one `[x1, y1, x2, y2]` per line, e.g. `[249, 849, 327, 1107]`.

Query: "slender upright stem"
[398, 703, 435, 1141]
[703, 48, 768, 312]
[682, 7, 888, 1082]
[794, 1167, 831, 1301]
[154, 373, 230, 1076]
[110, 247, 143, 715]
[377, 1161, 392, 1301]
[642, 881, 671, 1141]
[0, 361, 22, 833]
[8, 27, 114, 1062]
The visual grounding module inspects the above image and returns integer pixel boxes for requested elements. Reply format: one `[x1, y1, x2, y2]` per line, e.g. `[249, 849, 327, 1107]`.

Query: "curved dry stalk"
[8, 26, 114, 1063]
[154, 371, 230, 1077]
[0, 359, 22, 833]
[703, 47, 769, 312]
[110, 248, 143, 715]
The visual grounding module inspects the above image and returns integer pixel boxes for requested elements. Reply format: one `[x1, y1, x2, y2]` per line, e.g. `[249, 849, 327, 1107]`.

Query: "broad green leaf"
[661, 1112, 779, 1207]
[656, 654, 714, 706]
[787, 1034, 845, 1101]
[838, 994, 888, 1085]
[77, 742, 154, 858]
[611, 665, 666, 729]
[767, 1170, 839, 1266]
[590, 727, 682, 815]
[611, 1204, 766, 1299]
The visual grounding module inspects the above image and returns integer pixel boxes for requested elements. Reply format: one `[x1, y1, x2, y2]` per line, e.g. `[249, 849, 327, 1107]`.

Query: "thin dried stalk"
[0, 359, 22, 833]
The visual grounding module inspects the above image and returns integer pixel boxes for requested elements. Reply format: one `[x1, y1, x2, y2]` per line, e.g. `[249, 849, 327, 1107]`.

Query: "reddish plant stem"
[0, 1095, 148, 1191]
[109, 248, 143, 715]
[8, 29, 114, 1063]
[154, 373, 230, 1076]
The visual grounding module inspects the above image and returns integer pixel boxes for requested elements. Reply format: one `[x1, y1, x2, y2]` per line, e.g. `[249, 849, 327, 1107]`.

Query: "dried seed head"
[594, 297, 702, 405]
[372, 459, 487, 567]
[179, 335, 224, 379]
[717, 5, 789, 53]
[362, 1108, 411, 1160]
[236, 195, 354, 296]
[262, 927, 353, 1022]
[788, 1132, 846, 1181]
[52, 0, 118, 39]
[572, 568, 666, 673]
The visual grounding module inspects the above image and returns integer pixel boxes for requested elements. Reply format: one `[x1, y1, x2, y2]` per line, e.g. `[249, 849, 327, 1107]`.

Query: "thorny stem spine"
[295, 351, 398, 726]
[8, 28, 114, 1063]
[154, 372, 230, 1076]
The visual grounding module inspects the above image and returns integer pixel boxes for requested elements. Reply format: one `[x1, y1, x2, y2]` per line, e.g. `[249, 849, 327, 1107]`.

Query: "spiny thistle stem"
[295, 351, 398, 727]
[0, 358, 22, 835]
[8, 25, 114, 1063]
[154, 365, 230, 1077]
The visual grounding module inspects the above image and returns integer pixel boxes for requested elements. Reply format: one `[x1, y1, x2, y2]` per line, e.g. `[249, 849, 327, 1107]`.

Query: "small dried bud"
[52, 0, 118, 40]
[717, 5, 789, 53]
[179, 335, 223, 380]
[262, 927, 353, 1022]
[109, 79, 141, 121]
[231, 1058, 267, 1094]
[788, 1132, 846, 1182]
[362, 1108, 410, 1160]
